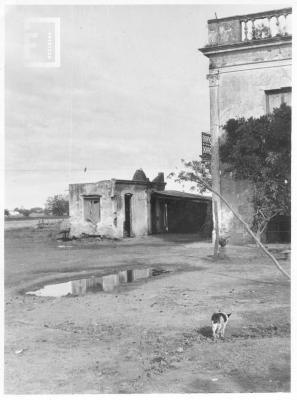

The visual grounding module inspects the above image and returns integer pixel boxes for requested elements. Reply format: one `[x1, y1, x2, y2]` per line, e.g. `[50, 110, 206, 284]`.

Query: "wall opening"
[266, 215, 290, 243]
[151, 194, 211, 236]
[83, 196, 100, 224]
[124, 193, 132, 237]
[166, 200, 208, 233]
[150, 197, 157, 234]
[265, 87, 291, 114]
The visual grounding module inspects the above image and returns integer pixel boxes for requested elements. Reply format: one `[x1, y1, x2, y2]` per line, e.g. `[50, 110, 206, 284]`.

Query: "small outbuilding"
[69, 170, 212, 239]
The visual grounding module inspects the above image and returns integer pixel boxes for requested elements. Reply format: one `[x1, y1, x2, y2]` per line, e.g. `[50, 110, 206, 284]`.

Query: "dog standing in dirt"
[211, 312, 231, 340]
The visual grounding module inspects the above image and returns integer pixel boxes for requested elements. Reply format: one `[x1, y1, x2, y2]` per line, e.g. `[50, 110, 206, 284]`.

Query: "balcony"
[206, 8, 292, 48]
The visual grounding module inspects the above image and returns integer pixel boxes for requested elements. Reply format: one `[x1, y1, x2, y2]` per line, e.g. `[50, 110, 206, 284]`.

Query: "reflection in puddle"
[26, 268, 169, 297]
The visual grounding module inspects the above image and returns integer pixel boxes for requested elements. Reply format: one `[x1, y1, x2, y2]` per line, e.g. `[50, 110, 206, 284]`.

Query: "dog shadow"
[197, 325, 213, 339]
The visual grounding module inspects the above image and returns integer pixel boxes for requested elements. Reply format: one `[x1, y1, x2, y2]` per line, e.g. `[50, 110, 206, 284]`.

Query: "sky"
[4, 2, 285, 209]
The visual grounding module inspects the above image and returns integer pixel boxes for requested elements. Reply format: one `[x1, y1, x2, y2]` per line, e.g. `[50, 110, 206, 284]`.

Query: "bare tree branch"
[196, 177, 290, 280]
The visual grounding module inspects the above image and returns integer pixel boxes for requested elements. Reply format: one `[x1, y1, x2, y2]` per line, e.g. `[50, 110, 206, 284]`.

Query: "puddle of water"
[26, 268, 169, 298]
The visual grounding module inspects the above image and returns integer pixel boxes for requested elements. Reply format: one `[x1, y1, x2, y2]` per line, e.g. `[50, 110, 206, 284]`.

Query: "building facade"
[200, 8, 292, 244]
[69, 169, 212, 239]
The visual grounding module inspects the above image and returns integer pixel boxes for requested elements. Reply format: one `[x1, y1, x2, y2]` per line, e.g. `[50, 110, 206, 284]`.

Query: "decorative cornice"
[199, 35, 292, 57]
[211, 59, 292, 74]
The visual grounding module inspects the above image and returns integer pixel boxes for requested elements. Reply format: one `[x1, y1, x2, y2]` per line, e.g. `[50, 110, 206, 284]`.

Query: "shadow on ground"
[197, 326, 213, 339]
[152, 233, 211, 244]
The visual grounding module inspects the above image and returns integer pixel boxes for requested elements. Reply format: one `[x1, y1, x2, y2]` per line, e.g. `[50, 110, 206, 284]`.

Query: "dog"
[211, 312, 231, 339]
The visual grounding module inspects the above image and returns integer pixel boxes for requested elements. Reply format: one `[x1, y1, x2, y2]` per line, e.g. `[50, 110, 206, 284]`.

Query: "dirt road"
[4, 226, 290, 393]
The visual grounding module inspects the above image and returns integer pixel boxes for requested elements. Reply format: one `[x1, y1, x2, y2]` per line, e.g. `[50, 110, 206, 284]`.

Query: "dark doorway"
[266, 215, 291, 243]
[166, 200, 207, 233]
[150, 198, 166, 234]
[164, 203, 168, 232]
[151, 197, 157, 234]
[151, 194, 209, 234]
[124, 193, 132, 237]
[127, 270, 133, 282]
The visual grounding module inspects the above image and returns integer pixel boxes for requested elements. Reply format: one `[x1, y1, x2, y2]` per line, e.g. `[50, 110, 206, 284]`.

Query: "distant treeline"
[5, 215, 68, 221]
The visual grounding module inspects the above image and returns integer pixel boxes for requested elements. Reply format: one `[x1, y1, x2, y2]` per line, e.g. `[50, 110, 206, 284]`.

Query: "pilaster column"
[207, 70, 221, 252]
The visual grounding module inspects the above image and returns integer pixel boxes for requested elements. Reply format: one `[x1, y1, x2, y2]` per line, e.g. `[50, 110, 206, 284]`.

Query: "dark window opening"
[265, 87, 291, 114]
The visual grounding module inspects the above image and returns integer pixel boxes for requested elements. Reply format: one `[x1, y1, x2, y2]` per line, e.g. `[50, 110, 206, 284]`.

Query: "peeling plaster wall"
[209, 44, 291, 71]
[208, 19, 241, 46]
[69, 180, 117, 238]
[113, 182, 150, 237]
[220, 171, 255, 243]
[69, 180, 151, 238]
[218, 55, 291, 123]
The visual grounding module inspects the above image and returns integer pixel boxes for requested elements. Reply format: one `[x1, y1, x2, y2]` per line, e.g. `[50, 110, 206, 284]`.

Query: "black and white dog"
[211, 312, 231, 339]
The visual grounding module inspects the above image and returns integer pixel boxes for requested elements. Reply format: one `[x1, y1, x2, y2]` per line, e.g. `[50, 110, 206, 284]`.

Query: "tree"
[45, 194, 69, 216]
[14, 207, 31, 217]
[168, 157, 213, 239]
[168, 156, 212, 194]
[20, 209, 31, 217]
[30, 207, 44, 214]
[4, 209, 10, 216]
[219, 103, 291, 240]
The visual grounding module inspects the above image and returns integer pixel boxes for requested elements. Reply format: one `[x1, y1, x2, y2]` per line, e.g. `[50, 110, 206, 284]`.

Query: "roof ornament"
[132, 169, 149, 182]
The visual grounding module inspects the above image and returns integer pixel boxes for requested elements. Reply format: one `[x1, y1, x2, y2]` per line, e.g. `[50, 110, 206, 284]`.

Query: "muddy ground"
[4, 224, 290, 393]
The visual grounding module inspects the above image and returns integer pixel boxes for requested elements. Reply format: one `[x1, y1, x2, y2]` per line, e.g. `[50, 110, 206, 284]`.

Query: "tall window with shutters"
[83, 196, 101, 224]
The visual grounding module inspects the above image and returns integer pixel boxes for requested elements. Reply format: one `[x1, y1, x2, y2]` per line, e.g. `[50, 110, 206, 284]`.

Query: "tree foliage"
[168, 156, 212, 194]
[14, 207, 31, 217]
[30, 207, 44, 214]
[45, 194, 69, 216]
[220, 103, 291, 237]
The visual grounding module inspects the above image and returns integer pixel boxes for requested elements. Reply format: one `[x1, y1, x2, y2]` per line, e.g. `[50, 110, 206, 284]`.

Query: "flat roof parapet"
[204, 7, 292, 48]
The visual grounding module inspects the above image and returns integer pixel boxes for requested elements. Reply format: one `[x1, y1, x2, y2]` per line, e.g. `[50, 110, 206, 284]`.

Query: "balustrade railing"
[241, 10, 292, 41]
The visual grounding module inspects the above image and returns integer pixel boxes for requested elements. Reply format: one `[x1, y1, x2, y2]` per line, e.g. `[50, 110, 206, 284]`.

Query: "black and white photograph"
[2, 0, 293, 394]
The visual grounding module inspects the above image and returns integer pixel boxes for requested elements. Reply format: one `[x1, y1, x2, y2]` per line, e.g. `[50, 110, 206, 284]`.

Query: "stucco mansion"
[200, 7, 291, 244]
